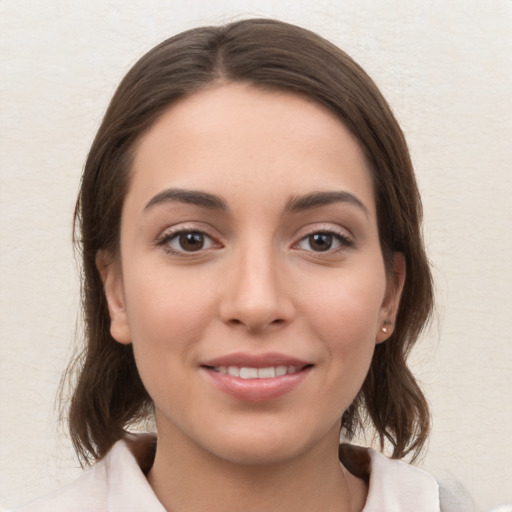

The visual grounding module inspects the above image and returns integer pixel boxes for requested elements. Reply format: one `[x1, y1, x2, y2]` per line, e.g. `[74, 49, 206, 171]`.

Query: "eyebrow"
[285, 191, 369, 217]
[144, 188, 368, 217]
[144, 188, 228, 211]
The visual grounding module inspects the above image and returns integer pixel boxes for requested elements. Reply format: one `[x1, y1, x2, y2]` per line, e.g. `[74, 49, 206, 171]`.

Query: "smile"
[200, 354, 313, 402]
[212, 366, 300, 379]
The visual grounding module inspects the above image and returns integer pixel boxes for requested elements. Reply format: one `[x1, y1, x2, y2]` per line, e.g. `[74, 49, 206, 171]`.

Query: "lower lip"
[201, 367, 312, 402]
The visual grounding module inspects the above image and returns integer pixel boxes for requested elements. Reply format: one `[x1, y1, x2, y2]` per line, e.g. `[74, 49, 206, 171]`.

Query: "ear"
[376, 252, 406, 343]
[96, 251, 132, 345]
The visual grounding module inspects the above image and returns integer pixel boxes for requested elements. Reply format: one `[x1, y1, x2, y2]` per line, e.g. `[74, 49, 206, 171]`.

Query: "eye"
[296, 231, 353, 253]
[158, 230, 218, 254]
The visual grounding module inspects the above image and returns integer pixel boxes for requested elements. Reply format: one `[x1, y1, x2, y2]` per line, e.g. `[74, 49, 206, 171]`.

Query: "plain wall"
[1, 1, 511, 510]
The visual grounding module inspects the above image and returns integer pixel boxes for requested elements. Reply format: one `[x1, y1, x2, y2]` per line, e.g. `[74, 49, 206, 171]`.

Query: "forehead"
[127, 83, 375, 216]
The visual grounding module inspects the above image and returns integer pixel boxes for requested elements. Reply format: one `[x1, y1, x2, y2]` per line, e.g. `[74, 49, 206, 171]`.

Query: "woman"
[18, 18, 459, 511]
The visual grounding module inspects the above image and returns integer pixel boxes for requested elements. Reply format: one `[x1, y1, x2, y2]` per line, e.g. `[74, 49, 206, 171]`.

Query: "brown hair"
[69, 18, 433, 464]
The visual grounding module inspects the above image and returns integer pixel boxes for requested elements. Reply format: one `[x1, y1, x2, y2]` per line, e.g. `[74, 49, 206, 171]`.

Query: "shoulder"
[13, 461, 109, 512]
[364, 447, 441, 511]
[13, 437, 165, 512]
[437, 474, 478, 512]
[340, 444, 475, 512]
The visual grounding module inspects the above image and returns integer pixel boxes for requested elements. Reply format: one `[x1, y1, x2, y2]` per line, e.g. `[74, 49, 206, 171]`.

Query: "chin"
[200, 419, 340, 467]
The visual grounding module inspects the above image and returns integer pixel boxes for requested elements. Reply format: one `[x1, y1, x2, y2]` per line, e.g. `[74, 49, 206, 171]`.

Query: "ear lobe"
[96, 251, 132, 345]
[376, 252, 406, 343]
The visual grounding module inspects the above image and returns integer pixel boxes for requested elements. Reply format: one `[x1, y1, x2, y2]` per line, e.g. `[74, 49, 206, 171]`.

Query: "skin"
[99, 83, 405, 512]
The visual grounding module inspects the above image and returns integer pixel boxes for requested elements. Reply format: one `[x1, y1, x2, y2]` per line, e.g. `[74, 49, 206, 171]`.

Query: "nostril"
[227, 316, 286, 333]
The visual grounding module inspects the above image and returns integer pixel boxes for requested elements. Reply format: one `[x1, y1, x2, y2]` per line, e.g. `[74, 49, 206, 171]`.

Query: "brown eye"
[296, 231, 353, 253]
[178, 232, 205, 251]
[308, 233, 333, 252]
[159, 230, 217, 254]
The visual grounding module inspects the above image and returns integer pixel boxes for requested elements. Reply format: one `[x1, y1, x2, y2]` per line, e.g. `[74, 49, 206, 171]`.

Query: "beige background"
[1, 1, 511, 510]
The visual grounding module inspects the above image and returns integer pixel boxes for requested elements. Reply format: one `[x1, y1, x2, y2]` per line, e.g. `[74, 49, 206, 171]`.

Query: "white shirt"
[15, 437, 465, 511]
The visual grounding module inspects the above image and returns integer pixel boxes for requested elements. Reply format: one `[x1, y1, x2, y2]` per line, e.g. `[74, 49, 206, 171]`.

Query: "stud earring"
[381, 326, 388, 333]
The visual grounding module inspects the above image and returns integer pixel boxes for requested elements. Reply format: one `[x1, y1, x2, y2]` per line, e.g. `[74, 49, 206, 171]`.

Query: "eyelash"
[155, 228, 220, 256]
[294, 230, 354, 254]
[155, 227, 354, 256]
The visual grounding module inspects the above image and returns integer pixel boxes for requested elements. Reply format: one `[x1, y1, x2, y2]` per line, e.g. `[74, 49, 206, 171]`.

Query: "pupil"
[179, 232, 204, 251]
[310, 233, 332, 251]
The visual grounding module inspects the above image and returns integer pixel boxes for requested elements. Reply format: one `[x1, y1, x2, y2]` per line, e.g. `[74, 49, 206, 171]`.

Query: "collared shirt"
[15, 436, 460, 511]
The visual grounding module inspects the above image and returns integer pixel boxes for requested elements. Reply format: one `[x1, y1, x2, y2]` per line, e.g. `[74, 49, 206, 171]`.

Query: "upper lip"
[200, 352, 312, 369]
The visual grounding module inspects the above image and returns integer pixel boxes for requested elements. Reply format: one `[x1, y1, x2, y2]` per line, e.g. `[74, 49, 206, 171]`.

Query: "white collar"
[362, 447, 440, 511]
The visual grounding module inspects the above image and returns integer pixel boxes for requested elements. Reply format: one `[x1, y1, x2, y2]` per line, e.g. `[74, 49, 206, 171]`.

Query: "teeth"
[275, 365, 287, 377]
[214, 365, 301, 379]
[239, 367, 258, 379]
[257, 367, 276, 378]
[227, 366, 239, 377]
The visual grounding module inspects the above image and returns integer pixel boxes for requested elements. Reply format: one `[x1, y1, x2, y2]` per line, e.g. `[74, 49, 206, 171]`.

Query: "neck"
[146, 426, 365, 512]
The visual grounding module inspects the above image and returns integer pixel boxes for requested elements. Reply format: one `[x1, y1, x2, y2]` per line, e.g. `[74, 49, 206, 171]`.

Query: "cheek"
[125, 264, 215, 334]
[299, 269, 386, 388]
[122, 270, 217, 380]
[302, 268, 386, 340]
[123, 281, 215, 419]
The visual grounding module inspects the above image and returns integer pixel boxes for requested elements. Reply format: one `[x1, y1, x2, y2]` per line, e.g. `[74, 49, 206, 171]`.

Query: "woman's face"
[101, 83, 404, 465]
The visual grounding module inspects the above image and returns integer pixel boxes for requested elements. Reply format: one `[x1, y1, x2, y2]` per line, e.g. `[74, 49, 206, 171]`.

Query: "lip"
[200, 352, 313, 402]
[201, 352, 311, 369]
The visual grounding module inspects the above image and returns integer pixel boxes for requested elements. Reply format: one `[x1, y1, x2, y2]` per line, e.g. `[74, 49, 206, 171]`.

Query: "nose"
[219, 242, 294, 333]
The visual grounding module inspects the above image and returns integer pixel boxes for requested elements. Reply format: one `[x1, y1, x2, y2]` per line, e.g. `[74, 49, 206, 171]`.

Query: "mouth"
[205, 364, 310, 379]
[200, 353, 314, 402]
